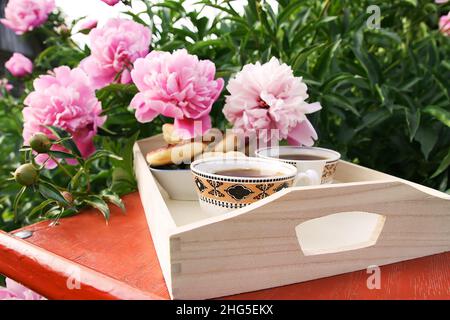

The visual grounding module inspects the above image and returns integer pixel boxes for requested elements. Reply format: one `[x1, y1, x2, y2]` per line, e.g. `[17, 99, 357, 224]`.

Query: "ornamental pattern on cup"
[282, 159, 339, 184]
[321, 161, 339, 184]
[192, 173, 294, 209]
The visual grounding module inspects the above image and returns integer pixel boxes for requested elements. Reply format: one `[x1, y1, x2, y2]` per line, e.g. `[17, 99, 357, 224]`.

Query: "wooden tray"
[133, 134, 450, 300]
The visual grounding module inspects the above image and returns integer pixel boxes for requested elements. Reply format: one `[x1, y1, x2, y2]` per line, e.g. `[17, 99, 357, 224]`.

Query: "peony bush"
[0, 0, 449, 234]
[22, 66, 106, 168]
[131, 49, 224, 138]
[0, 0, 55, 35]
[223, 57, 321, 146]
[80, 18, 152, 89]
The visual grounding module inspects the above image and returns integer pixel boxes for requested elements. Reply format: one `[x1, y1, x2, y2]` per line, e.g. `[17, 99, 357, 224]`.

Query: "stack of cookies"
[146, 124, 247, 168]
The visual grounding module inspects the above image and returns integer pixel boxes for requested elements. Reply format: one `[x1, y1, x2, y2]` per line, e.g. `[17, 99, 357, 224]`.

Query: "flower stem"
[49, 155, 73, 178]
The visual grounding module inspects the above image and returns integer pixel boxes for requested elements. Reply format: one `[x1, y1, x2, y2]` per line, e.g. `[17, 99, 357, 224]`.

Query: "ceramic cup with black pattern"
[191, 157, 298, 215]
[256, 146, 341, 186]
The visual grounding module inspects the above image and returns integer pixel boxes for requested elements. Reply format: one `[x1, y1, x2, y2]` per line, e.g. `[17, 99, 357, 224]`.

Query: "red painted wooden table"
[0, 192, 449, 300]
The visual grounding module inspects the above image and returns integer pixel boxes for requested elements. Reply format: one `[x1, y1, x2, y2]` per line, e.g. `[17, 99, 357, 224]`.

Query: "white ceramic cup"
[255, 146, 341, 186]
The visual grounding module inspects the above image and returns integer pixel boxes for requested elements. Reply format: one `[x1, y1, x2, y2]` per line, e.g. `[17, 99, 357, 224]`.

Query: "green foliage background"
[0, 0, 449, 232]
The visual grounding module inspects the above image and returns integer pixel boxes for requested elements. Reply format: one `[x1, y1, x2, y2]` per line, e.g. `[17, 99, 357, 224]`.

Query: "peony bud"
[14, 163, 38, 186]
[62, 191, 73, 204]
[29, 133, 52, 153]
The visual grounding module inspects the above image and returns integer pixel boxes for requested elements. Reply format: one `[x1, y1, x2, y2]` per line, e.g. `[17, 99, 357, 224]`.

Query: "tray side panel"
[169, 180, 450, 299]
[134, 140, 175, 298]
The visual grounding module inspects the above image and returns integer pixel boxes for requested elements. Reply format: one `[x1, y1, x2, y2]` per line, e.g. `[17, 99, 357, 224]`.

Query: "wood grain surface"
[0, 192, 448, 300]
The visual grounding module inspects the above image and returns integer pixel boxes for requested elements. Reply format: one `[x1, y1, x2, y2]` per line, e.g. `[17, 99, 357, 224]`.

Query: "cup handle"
[295, 169, 321, 186]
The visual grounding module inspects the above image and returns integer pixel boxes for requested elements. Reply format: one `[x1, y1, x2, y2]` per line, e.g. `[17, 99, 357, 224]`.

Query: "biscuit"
[146, 141, 206, 167]
[162, 123, 182, 145]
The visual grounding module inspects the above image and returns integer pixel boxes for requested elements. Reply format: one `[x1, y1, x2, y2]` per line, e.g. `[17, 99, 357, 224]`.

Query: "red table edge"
[0, 231, 162, 300]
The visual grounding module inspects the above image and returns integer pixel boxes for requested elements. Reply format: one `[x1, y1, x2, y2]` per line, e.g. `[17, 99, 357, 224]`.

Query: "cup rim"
[255, 146, 341, 163]
[190, 156, 297, 182]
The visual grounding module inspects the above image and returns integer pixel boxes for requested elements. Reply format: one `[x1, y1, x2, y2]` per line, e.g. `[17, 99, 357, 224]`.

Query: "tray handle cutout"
[295, 211, 386, 256]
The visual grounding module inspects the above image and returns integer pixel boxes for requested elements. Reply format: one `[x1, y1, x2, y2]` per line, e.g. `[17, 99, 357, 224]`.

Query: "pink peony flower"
[0, 278, 45, 300]
[23, 66, 106, 168]
[101, 0, 120, 5]
[435, 0, 448, 4]
[0, 0, 55, 35]
[439, 12, 450, 36]
[5, 53, 33, 77]
[130, 49, 224, 138]
[0, 78, 13, 96]
[80, 18, 151, 89]
[223, 57, 321, 146]
[79, 19, 98, 32]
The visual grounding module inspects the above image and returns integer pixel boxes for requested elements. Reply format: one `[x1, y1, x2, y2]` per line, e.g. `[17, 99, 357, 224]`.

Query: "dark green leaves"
[85, 150, 123, 167]
[405, 109, 421, 141]
[312, 39, 342, 81]
[424, 106, 450, 128]
[28, 199, 56, 219]
[83, 196, 110, 221]
[45, 126, 82, 158]
[38, 182, 69, 206]
[13, 186, 26, 220]
[101, 191, 125, 213]
[47, 150, 76, 160]
[431, 148, 450, 178]
[291, 43, 326, 71]
[415, 126, 439, 160]
[322, 93, 360, 117]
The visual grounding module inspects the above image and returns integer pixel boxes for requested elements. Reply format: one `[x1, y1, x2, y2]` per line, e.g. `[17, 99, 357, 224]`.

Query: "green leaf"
[414, 127, 438, 159]
[101, 191, 125, 213]
[189, 39, 227, 52]
[352, 30, 380, 86]
[97, 126, 119, 136]
[405, 109, 421, 141]
[399, 77, 422, 91]
[44, 205, 61, 218]
[115, 130, 140, 181]
[122, 11, 148, 25]
[85, 150, 123, 167]
[47, 150, 76, 160]
[45, 126, 82, 158]
[402, 0, 417, 7]
[356, 109, 391, 131]
[321, 73, 364, 92]
[38, 182, 69, 206]
[150, 0, 184, 11]
[28, 199, 56, 219]
[431, 148, 450, 178]
[111, 167, 136, 196]
[83, 196, 110, 221]
[317, 16, 338, 26]
[13, 186, 26, 220]
[322, 93, 360, 117]
[423, 105, 450, 128]
[69, 168, 84, 191]
[291, 43, 326, 71]
[312, 39, 342, 81]
[59, 207, 79, 218]
[277, 0, 305, 25]
[372, 29, 402, 44]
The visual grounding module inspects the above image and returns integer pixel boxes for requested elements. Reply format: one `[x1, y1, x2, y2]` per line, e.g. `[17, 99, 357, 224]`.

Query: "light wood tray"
[133, 134, 450, 300]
